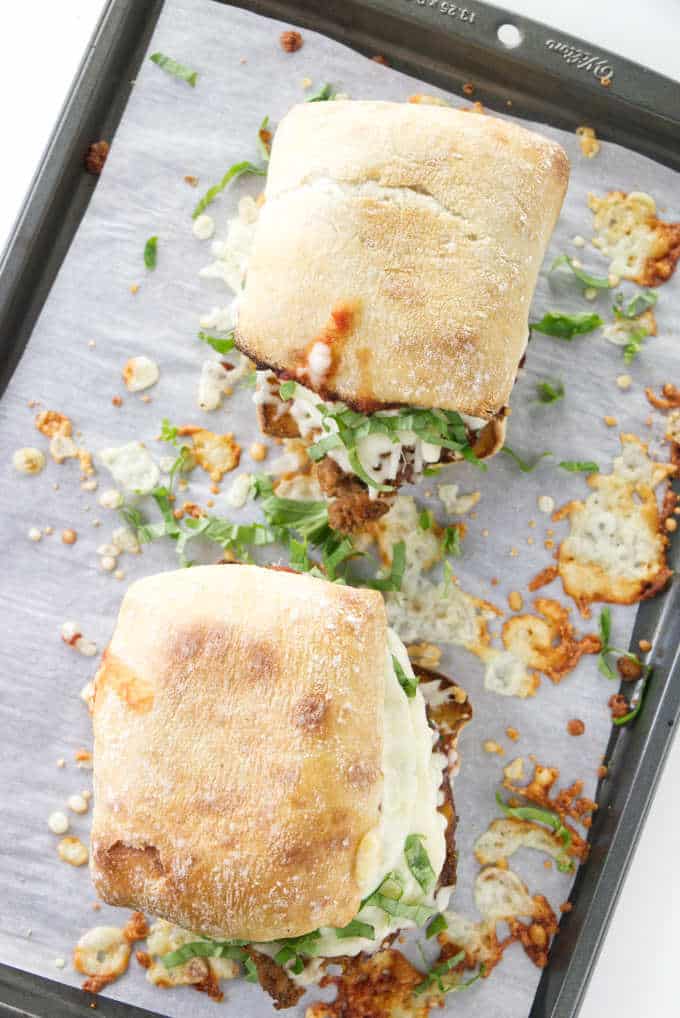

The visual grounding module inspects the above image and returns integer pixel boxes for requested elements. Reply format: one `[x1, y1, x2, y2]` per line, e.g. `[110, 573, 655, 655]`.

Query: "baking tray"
[1, 1, 679, 1016]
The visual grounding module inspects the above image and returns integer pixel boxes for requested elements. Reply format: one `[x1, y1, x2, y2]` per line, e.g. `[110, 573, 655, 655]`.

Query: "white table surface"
[2, 3, 679, 1016]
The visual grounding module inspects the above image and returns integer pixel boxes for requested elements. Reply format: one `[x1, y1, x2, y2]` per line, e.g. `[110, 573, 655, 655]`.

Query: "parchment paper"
[0, 1, 678, 1015]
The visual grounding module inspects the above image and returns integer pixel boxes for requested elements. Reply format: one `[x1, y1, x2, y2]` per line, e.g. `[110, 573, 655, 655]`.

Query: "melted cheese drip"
[257, 629, 450, 970]
[254, 372, 487, 493]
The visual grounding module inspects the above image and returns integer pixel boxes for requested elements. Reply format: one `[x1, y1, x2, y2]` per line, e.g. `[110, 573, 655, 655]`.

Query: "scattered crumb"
[646, 383, 680, 411]
[192, 214, 215, 240]
[506, 727, 520, 742]
[249, 441, 268, 462]
[301, 76, 312, 88]
[609, 693, 629, 719]
[371, 55, 388, 66]
[406, 642, 442, 670]
[48, 811, 69, 835]
[603, 415, 618, 427]
[57, 836, 89, 866]
[122, 356, 159, 393]
[184, 174, 199, 187]
[112, 395, 123, 407]
[129, 284, 139, 295]
[617, 374, 632, 390]
[567, 719, 586, 736]
[572, 235, 585, 247]
[638, 639, 652, 652]
[462, 81, 475, 96]
[508, 591, 523, 612]
[576, 126, 600, 158]
[84, 140, 109, 175]
[67, 794, 89, 815]
[597, 765, 608, 779]
[55, 958, 66, 969]
[13, 447, 46, 475]
[28, 527, 42, 542]
[537, 495, 554, 514]
[280, 29, 303, 52]
[61, 529, 78, 545]
[583, 287, 598, 301]
[483, 740, 504, 755]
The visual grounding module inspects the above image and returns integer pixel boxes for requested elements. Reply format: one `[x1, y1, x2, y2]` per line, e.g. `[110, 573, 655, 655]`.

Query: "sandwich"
[89, 564, 471, 1008]
[235, 100, 569, 531]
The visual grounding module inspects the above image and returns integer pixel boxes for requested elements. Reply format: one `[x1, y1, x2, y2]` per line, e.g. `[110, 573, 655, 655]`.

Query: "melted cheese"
[254, 372, 488, 493]
[257, 629, 449, 970]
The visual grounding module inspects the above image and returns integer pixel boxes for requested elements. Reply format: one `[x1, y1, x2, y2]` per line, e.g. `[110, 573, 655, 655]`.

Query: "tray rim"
[1, 1, 679, 1016]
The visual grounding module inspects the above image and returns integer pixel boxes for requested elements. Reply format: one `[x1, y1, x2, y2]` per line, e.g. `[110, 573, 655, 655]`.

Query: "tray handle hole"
[497, 23, 523, 48]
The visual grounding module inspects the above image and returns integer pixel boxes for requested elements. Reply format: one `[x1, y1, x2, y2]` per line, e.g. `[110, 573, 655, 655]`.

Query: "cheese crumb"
[100, 556, 117, 572]
[57, 836, 89, 866]
[537, 495, 555, 514]
[508, 591, 523, 612]
[48, 811, 69, 835]
[572, 235, 585, 247]
[13, 447, 46, 475]
[122, 356, 159, 393]
[192, 214, 215, 240]
[249, 442, 267, 462]
[67, 794, 89, 815]
[483, 740, 504, 755]
[226, 473, 253, 508]
[583, 287, 598, 301]
[616, 374, 632, 391]
[28, 527, 42, 542]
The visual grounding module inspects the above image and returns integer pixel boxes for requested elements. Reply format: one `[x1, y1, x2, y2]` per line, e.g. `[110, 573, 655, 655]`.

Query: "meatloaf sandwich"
[89, 564, 471, 1008]
[235, 100, 569, 529]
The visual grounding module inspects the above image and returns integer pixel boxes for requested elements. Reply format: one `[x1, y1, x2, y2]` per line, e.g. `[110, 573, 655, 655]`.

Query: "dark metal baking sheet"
[1, 2, 679, 1016]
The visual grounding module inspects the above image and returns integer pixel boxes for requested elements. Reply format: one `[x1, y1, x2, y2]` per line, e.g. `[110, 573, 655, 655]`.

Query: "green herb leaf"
[404, 834, 436, 893]
[363, 892, 434, 926]
[193, 160, 266, 219]
[274, 930, 321, 969]
[278, 380, 297, 400]
[502, 446, 552, 473]
[426, 914, 448, 939]
[558, 460, 599, 474]
[306, 82, 335, 102]
[530, 311, 603, 340]
[392, 654, 418, 699]
[613, 289, 658, 319]
[369, 541, 406, 592]
[334, 919, 376, 940]
[495, 792, 573, 856]
[244, 956, 259, 983]
[442, 525, 462, 558]
[162, 940, 247, 968]
[418, 510, 432, 531]
[536, 379, 564, 404]
[258, 115, 272, 162]
[144, 235, 158, 269]
[150, 52, 198, 86]
[198, 330, 235, 354]
[550, 254, 612, 290]
[613, 674, 652, 727]
[160, 418, 179, 445]
[623, 327, 649, 364]
[414, 950, 466, 996]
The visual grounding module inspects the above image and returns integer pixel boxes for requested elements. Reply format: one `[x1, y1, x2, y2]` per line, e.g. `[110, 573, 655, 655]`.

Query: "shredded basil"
[404, 834, 436, 892]
[334, 919, 375, 940]
[550, 254, 612, 289]
[149, 52, 198, 86]
[502, 446, 552, 473]
[530, 311, 603, 340]
[623, 327, 649, 364]
[306, 82, 335, 101]
[426, 914, 448, 939]
[418, 509, 432, 531]
[198, 330, 235, 354]
[144, 235, 158, 269]
[558, 460, 599, 474]
[258, 115, 272, 161]
[278, 380, 297, 400]
[162, 940, 247, 968]
[495, 791, 573, 869]
[613, 289, 658, 319]
[597, 608, 652, 725]
[368, 541, 406, 592]
[193, 160, 266, 219]
[442, 525, 462, 558]
[244, 955, 259, 982]
[536, 379, 564, 404]
[414, 950, 466, 995]
[392, 654, 418, 699]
